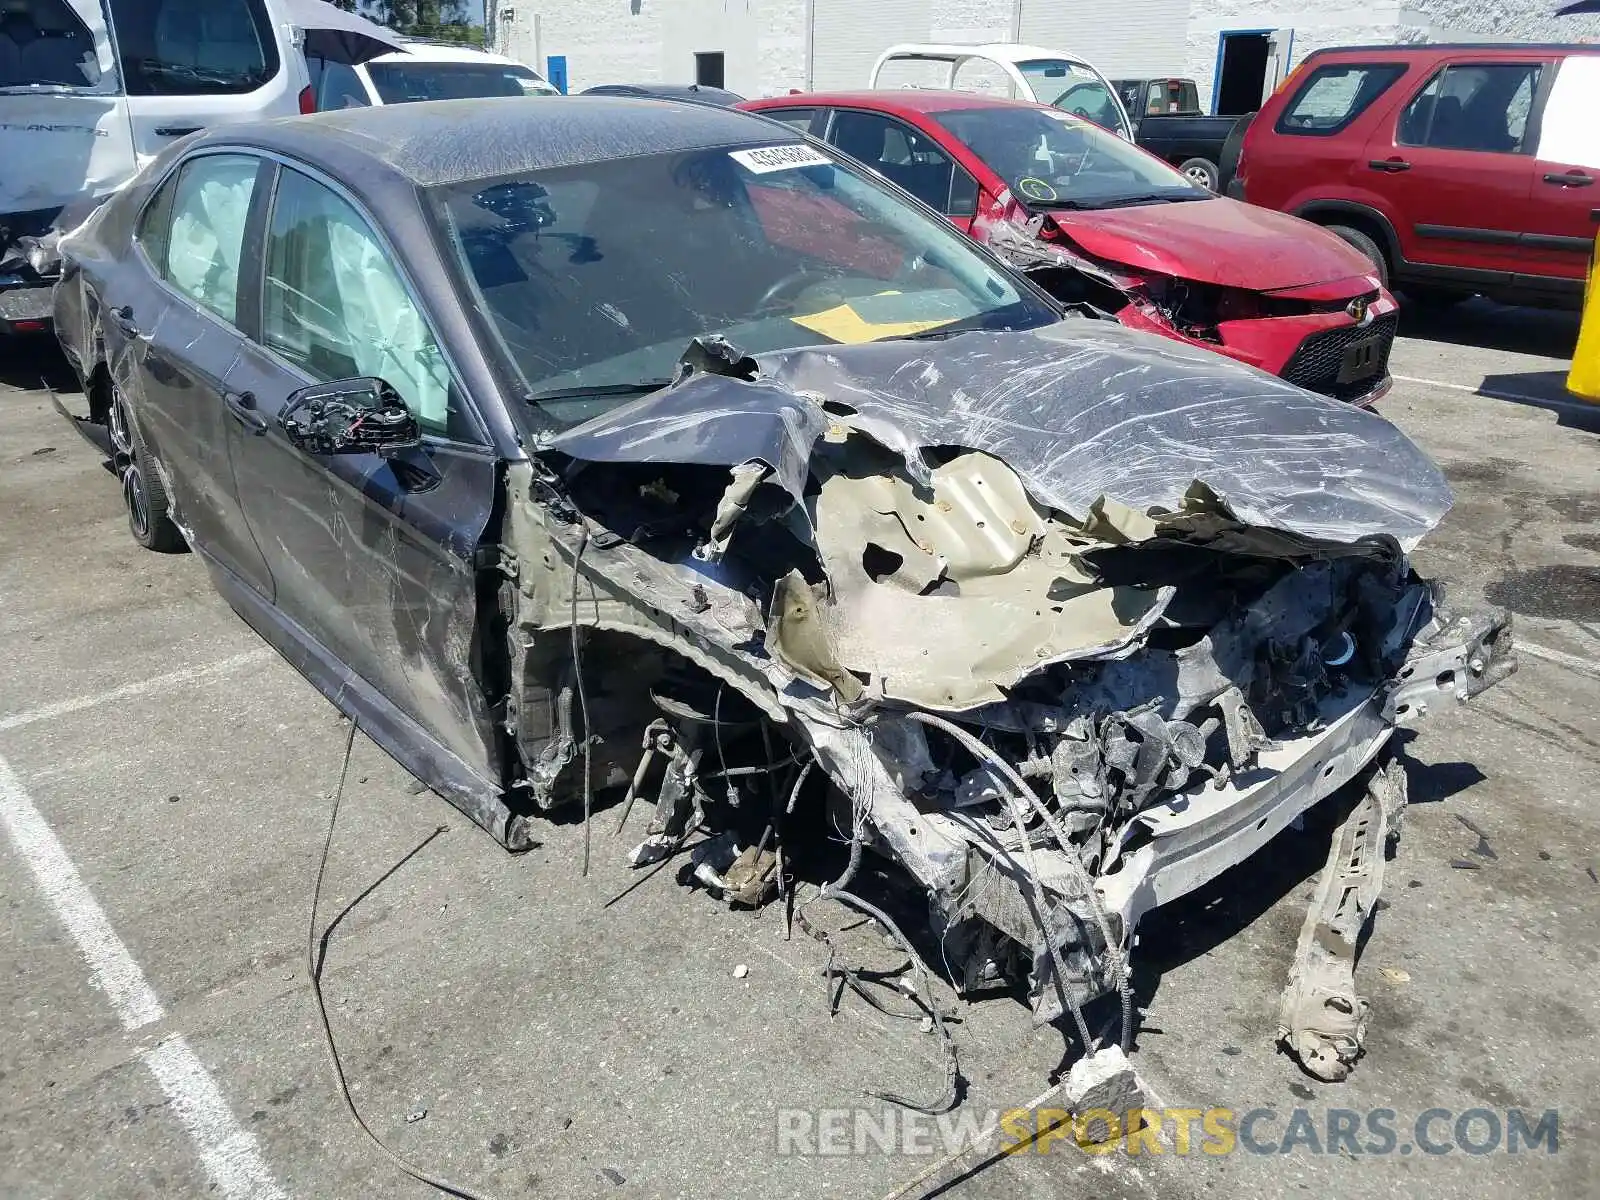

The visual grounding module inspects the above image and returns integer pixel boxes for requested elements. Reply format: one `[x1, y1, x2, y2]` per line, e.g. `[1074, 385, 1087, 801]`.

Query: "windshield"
[432, 143, 1057, 424]
[365, 60, 549, 103]
[1016, 60, 1122, 132]
[935, 107, 1204, 209]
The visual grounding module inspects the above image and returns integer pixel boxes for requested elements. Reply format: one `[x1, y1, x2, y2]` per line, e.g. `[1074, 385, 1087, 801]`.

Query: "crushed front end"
[500, 323, 1511, 1047]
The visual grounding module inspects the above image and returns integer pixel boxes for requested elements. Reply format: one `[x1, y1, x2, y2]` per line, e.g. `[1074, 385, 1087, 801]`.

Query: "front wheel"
[1178, 157, 1220, 191]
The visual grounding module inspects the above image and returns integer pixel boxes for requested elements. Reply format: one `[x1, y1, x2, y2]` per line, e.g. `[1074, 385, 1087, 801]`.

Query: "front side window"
[160, 153, 260, 324]
[1275, 63, 1406, 136]
[263, 169, 457, 438]
[934, 106, 1204, 210]
[108, 0, 276, 96]
[1017, 60, 1122, 132]
[311, 57, 370, 110]
[1397, 63, 1542, 154]
[0, 0, 101, 88]
[431, 143, 1053, 426]
[363, 60, 544, 104]
[828, 110, 976, 216]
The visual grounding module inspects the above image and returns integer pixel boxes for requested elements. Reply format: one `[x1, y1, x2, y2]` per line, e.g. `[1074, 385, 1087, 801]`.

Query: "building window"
[695, 51, 724, 89]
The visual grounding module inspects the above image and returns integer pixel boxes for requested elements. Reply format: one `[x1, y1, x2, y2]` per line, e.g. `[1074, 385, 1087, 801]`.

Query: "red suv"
[1237, 44, 1600, 308]
[741, 90, 1397, 404]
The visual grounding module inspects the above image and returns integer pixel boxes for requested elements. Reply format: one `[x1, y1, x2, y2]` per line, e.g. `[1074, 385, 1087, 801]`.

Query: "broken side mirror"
[279, 377, 423, 458]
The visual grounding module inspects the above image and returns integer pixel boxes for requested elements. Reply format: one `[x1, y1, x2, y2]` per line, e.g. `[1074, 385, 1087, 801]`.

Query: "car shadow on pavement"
[1399, 298, 1579, 360]
[0, 335, 77, 395]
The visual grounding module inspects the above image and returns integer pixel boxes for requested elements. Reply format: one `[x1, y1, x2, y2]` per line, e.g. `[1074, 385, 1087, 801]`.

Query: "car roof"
[190, 96, 789, 188]
[876, 42, 1092, 65]
[745, 89, 1053, 115]
[582, 83, 744, 103]
[1304, 42, 1600, 56]
[365, 44, 532, 67]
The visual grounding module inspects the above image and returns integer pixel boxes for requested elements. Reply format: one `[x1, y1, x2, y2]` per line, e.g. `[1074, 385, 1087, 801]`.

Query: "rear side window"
[108, 0, 277, 96]
[1275, 63, 1406, 135]
[157, 153, 261, 324]
[1397, 64, 1542, 154]
[310, 57, 370, 110]
[0, 0, 101, 87]
[363, 61, 540, 104]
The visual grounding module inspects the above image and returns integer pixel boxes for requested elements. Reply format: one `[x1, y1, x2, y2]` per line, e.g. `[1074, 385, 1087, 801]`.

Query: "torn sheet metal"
[1278, 759, 1409, 1081]
[544, 324, 1452, 548]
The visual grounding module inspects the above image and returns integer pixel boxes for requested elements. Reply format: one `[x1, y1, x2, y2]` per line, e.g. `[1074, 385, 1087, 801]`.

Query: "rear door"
[107, 0, 304, 165]
[0, 0, 136, 217]
[1366, 57, 1548, 274]
[224, 162, 503, 784]
[118, 150, 276, 594]
[823, 108, 980, 232]
[1525, 53, 1600, 286]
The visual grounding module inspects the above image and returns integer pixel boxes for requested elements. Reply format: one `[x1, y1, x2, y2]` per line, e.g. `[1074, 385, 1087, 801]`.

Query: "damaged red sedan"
[741, 91, 1399, 403]
[55, 99, 1509, 1091]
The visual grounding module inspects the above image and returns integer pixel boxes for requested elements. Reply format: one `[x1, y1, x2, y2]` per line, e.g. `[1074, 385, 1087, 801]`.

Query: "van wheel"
[122, 420, 186, 554]
[1326, 225, 1389, 288]
[1179, 157, 1220, 191]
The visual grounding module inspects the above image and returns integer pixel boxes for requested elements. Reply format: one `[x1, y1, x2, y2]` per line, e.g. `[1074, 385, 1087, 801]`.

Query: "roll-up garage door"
[1018, 0, 1188, 78]
[809, 0, 932, 91]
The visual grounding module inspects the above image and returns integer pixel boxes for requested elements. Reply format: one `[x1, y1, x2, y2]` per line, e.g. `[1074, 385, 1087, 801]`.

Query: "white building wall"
[494, 0, 1600, 103]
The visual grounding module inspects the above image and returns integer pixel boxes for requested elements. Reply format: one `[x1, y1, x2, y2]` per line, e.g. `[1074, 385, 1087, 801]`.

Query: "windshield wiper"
[525, 379, 674, 404]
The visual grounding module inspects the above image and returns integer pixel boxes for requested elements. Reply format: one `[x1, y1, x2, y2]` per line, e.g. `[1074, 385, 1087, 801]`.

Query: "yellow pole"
[1568, 229, 1600, 403]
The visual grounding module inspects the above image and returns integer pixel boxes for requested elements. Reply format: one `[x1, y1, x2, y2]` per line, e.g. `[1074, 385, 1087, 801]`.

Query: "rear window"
[1275, 62, 1406, 136]
[109, 0, 277, 96]
[364, 60, 545, 104]
[0, 0, 101, 87]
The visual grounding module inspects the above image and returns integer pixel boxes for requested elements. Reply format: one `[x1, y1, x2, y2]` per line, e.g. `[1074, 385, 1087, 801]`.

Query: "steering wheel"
[754, 267, 827, 313]
[1050, 82, 1110, 124]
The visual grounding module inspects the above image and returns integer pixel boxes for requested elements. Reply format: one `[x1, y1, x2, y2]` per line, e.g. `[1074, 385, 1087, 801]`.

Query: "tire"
[121, 415, 186, 554]
[1325, 224, 1389, 288]
[1178, 157, 1221, 191]
[1216, 111, 1255, 193]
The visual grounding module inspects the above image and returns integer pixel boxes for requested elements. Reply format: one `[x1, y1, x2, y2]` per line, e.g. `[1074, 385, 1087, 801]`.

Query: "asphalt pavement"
[1, 301, 1596, 1200]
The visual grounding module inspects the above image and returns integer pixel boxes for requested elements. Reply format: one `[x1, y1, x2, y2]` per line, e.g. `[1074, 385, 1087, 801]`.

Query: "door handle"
[154, 124, 204, 137]
[222, 389, 268, 435]
[1368, 158, 1411, 172]
[1542, 171, 1594, 187]
[109, 304, 139, 335]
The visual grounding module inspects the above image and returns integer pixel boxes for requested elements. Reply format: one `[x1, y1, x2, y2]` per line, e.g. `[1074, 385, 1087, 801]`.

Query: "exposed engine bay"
[494, 322, 1514, 1077]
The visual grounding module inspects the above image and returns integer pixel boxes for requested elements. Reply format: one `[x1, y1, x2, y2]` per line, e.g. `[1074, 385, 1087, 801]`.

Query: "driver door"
[225, 162, 504, 785]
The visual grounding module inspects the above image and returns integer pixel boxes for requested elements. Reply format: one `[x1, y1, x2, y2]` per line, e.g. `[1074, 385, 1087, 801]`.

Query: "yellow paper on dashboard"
[791, 292, 958, 344]
[1567, 235, 1600, 403]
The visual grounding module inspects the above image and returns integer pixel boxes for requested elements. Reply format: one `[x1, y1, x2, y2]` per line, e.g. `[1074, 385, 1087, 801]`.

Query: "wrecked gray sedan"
[55, 98, 1512, 1079]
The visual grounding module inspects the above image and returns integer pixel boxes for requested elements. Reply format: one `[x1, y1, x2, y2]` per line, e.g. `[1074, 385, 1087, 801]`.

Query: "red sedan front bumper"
[1119, 289, 1401, 406]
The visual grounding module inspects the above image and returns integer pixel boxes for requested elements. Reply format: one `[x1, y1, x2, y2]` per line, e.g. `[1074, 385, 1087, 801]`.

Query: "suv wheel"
[1179, 157, 1220, 191]
[1326, 225, 1389, 288]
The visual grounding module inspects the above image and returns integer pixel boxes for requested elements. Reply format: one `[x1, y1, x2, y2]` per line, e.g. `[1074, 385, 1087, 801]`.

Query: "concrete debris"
[733, 963, 749, 979]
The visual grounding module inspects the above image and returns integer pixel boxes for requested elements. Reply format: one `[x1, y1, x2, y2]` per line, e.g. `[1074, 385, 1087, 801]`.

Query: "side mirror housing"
[279, 377, 422, 457]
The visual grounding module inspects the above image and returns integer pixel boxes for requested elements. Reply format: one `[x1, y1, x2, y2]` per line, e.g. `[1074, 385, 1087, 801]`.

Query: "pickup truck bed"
[1134, 113, 1243, 189]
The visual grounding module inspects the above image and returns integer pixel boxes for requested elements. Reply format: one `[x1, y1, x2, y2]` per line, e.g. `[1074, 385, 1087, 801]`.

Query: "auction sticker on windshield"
[730, 144, 832, 174]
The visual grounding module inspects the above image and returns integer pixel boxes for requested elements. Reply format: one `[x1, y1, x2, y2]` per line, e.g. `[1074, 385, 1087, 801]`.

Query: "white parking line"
[1521, 640, 1600, 682]
[1391, 374, 1558, 408]
[0, 752, 286, 1199]
[0, 649, 273, 733]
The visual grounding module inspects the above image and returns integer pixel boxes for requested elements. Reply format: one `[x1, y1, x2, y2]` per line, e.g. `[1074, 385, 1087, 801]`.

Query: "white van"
[307, 41, 557, 110]
[1, 0, 311, 329]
